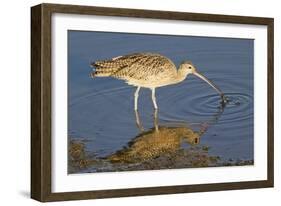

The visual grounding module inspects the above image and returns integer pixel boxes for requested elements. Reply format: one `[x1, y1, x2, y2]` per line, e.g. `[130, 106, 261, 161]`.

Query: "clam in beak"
[193, 72, 227, 103]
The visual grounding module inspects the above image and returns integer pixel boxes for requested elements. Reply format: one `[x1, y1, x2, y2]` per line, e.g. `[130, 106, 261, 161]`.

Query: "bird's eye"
[188, 66, 192, 69]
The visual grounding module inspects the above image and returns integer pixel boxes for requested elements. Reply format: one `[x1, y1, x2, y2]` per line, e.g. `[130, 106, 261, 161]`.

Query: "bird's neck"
[173, 69, 188, 84]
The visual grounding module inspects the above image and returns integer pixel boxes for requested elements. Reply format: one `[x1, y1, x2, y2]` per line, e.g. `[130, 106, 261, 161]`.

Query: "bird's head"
[178, 61, 197, 75]
[179, 61, 226, 101]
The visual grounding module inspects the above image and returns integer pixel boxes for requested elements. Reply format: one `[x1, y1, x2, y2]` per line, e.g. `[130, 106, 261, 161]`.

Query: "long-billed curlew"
[90, 53, 226, 110]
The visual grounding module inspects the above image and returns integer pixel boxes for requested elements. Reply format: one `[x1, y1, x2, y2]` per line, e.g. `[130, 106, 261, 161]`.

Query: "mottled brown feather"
[92, 53, 178, 87]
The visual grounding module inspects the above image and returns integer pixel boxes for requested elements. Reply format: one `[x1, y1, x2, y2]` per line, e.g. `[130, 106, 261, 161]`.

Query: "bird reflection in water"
[108, 105, 224, 164]
[69, 104, 226, 172]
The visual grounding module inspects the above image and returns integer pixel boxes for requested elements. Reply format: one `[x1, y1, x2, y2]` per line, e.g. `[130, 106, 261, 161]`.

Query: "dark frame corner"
[31, 3, 274, 202]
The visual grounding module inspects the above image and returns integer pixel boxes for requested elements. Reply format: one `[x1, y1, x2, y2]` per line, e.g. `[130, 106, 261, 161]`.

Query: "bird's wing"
[109, 53, 177, 81]
[93, 53, 141, 71]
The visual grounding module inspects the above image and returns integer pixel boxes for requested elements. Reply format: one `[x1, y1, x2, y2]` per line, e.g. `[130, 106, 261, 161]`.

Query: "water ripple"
[69, 80, 253, 159]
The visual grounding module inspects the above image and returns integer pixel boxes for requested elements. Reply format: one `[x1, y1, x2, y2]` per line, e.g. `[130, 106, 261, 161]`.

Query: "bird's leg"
[153, 108, 159, 132]
[134, 110, 144, 132]
[151, 88, 158, 110]
[134, 86, 141, 111]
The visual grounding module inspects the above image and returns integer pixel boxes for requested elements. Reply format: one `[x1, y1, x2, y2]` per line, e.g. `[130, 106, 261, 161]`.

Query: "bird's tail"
[90, 70, 112, 77]
[90, 59, 123, 78]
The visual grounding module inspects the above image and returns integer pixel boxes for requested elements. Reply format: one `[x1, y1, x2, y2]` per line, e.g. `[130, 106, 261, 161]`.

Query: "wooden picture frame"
[31, 3, 274, 202]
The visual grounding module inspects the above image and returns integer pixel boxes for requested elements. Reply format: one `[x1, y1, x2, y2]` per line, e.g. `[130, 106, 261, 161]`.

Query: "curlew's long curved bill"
[193, 72, 224, 98]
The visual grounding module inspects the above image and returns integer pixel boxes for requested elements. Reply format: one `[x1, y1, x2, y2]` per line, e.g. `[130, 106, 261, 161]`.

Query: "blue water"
[68, 30, 254, 173]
